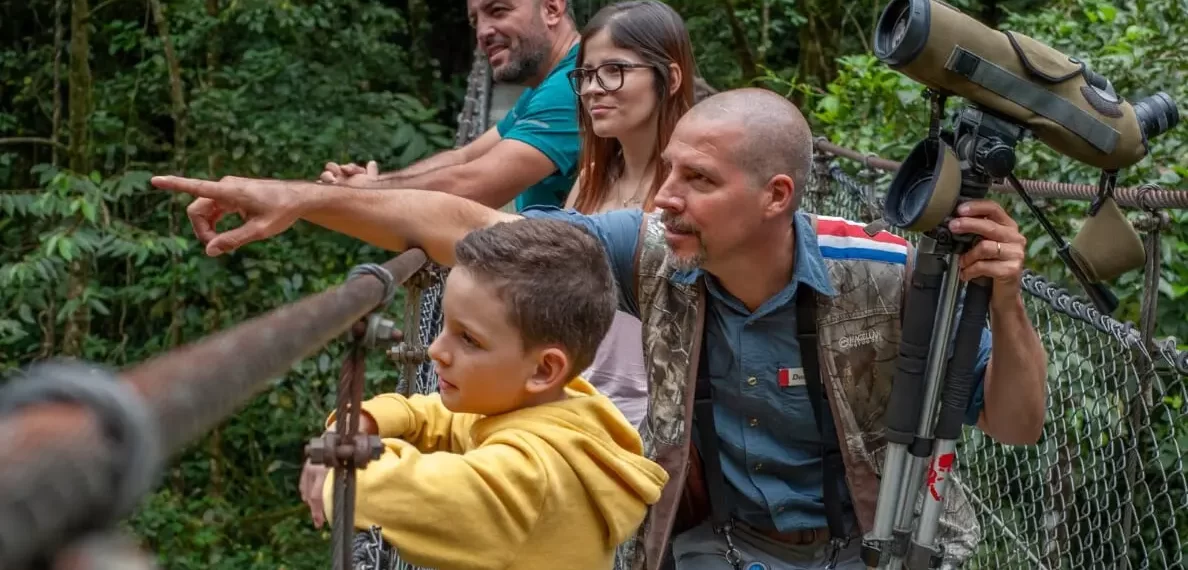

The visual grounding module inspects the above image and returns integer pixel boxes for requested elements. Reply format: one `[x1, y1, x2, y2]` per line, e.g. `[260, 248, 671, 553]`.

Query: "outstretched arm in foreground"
[150, 176, 519, 265]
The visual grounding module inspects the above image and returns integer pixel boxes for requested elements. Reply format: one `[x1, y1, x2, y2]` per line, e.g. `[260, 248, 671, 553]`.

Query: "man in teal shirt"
[496, 42, 580, 211]
[321, 0, 582, 212]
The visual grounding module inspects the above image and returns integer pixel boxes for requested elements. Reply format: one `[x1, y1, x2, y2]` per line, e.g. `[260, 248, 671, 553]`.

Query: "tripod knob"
[976, 140, 1016, 178]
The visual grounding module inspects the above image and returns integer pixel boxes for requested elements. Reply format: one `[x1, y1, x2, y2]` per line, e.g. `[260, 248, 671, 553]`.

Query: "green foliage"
[1, 0, 460, 567]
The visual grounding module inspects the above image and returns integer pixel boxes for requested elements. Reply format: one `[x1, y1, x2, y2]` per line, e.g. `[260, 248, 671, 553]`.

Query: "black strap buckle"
[714, 520, 744, 570]
[824, 536, 852, 570]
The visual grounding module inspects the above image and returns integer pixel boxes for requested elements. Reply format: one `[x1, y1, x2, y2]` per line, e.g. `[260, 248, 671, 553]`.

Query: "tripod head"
[884, 97, 1024, 237]
[875, 91, 1123, 314]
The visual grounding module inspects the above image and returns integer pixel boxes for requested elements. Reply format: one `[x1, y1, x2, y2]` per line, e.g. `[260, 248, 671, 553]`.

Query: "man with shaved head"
[153, 86, 1048, 570]
[683, 88, 815, 202]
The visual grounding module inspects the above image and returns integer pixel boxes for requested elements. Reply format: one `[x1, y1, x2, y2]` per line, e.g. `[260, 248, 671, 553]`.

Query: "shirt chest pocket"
[708, 354, 822, 447]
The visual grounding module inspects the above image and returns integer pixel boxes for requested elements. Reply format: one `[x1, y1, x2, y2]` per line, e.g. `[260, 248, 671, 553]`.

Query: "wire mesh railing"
[806, 148, 1188, 570]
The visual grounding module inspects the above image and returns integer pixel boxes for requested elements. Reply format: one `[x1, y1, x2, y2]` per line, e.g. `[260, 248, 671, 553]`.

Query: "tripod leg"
[863, 240, 963, 570]
[886, 251, 964, 570]
[906, 276, 993, 569]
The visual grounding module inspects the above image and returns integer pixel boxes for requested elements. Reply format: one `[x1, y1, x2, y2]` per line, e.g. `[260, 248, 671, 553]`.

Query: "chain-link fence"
[805, 155, 1188, 570]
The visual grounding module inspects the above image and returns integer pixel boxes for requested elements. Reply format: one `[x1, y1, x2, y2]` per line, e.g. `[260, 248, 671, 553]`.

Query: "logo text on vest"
[838, 330, 882, 350]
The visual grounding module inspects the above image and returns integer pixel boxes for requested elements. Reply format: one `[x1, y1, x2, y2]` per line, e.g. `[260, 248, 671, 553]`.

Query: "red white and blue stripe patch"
[816, 215, 909, 265]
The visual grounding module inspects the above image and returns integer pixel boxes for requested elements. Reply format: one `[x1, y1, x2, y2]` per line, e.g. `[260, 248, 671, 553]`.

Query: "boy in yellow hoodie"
[312, 218, 669, 570]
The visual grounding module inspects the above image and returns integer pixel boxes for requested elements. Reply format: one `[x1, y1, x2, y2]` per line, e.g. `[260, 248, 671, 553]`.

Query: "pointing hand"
[151, 175, 304, 256]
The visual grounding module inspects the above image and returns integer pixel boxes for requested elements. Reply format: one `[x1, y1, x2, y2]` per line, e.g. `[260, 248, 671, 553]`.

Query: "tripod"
[859, 100, 1022, 570]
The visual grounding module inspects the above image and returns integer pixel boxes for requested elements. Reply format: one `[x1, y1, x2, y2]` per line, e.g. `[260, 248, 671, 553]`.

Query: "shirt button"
[747, 376, 757, 386]
[749, 417, 759, 427]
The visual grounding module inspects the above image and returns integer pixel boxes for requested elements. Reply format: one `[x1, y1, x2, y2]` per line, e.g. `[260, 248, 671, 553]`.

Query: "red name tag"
[778, 368, 806, 387]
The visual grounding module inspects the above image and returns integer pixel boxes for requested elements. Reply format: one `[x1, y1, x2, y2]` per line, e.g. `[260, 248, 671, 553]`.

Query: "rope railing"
[0, 249, 429, 570]
[812, 138, 1188, 210]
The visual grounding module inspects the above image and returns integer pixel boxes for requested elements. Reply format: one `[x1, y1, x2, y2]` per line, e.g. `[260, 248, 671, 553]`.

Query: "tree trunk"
[205, 0, 222, 176]
[795, 0, 842, 105]
[52, 0, 64, 167]
[205, 0, 220, 83]
[718, 0, 759, 81]
[61, 0, 94, 358]
[149, 0, 188, 349]
[150, 0, 187, 173]
[67, 0, 91, 174]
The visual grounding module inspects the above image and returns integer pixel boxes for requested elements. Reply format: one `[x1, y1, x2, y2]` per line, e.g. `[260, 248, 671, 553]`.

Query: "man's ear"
[667, 62, 683, 97]
[765, 174, 796, 218]
[542, 0, 568, 27]
[525, 345, 571, 394]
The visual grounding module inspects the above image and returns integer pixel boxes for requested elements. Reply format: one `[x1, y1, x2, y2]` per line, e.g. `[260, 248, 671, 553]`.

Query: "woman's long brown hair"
[571, 0, 697, 215]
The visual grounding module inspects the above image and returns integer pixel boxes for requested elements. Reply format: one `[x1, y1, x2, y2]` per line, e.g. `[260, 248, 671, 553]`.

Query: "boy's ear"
[525, 346, 572, 394]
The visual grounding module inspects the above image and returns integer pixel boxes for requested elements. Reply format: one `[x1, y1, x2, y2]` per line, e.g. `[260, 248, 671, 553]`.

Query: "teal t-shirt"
[496, 45, 581, 212]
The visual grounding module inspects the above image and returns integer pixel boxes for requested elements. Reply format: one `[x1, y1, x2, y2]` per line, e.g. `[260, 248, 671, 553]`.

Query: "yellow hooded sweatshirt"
[321, 377, 669, 570]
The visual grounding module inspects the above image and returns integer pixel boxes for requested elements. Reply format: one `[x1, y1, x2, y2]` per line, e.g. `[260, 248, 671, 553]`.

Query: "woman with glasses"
[562, 0, 701, 430]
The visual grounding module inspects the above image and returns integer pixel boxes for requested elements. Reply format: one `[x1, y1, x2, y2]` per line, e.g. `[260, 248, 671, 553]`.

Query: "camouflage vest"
[615, 212, 980, 570]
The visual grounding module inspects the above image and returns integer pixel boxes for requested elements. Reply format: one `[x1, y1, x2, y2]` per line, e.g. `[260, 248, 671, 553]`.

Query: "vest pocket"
[818, 309, 901, 435]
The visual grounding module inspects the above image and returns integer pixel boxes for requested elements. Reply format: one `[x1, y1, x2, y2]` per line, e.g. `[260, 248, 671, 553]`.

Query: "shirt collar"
[550, 44, 580, 77]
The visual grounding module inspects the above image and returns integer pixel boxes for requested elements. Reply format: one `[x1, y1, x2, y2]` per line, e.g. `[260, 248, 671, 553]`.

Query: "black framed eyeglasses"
[566, 62, 654, 95]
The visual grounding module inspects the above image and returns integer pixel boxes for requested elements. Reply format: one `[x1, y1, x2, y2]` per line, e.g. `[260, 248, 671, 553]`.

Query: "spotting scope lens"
[873, 0, 929, 67]
[1134, 92, 1180, 141]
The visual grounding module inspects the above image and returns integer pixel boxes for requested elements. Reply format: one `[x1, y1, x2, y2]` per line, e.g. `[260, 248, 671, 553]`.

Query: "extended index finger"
[151, 175, 232, 200]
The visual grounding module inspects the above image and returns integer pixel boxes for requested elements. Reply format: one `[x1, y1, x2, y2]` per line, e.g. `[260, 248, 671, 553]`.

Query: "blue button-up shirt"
[521, 206, 991, 532]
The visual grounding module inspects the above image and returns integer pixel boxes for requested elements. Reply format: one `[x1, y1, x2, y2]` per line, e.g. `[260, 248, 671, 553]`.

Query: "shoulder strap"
[693, 347, 733, 531]
[796, 284, 850, 545]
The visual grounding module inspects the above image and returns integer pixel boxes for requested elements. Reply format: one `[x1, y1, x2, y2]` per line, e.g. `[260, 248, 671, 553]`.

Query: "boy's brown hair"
[454, 218, 617, 377]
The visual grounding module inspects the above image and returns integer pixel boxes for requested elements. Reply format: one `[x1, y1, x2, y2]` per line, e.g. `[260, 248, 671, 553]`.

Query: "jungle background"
[1, 0, 1185, 568]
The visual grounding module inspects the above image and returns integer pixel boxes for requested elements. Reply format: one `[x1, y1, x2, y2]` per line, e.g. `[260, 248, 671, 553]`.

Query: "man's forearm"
[981, 294, 1048, 445]
[292, 182, 518, 265]
[377, 148, 465, 182]
[354, 163, 517, 209]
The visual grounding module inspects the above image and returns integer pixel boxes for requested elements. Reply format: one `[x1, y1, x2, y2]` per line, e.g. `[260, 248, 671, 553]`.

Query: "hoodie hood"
[471, 377, 670, 546]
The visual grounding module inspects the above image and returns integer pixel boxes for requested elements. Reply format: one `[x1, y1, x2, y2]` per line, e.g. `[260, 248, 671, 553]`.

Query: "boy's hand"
[299, 459, 329, 528]
[298, 412, 379, 528]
